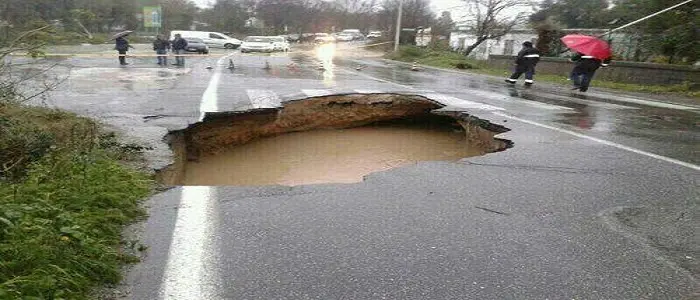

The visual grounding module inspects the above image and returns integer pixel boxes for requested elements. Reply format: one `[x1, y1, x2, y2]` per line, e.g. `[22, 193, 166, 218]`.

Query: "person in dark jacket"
[171, 34, 188, 66]
[153, 35, 170, 66]
[115, 36, 134, 65]
[505, 41, 540, 86]
[569, 52, 611, 92]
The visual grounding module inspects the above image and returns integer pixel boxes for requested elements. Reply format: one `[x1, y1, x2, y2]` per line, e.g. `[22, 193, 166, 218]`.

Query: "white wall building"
[449, 26, 537, 60]
[450, 25, 636, 60]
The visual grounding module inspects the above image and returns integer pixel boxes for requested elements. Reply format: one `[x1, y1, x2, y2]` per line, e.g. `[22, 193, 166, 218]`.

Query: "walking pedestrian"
[569, 52, 611, 92]
[153, 34, 170, 66]
[172, 34, 188, 67]
[505, 41, 540, 86]
[115, 36, 134, 66]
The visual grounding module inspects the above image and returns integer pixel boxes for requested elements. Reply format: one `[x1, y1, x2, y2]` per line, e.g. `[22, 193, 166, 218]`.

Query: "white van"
[341, 29, 364, 40]
[170, 31, 242, 49]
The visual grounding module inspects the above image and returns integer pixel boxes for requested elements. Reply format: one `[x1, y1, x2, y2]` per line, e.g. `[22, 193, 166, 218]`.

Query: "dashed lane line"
[494, 112, 700, 171]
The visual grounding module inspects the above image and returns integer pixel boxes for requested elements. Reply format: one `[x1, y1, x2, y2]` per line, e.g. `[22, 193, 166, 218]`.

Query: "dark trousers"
[507, 65, 535, 83]
[571, 67, 597, 92]
[118, 50, 127, 65]
[156, 49, 168, 65]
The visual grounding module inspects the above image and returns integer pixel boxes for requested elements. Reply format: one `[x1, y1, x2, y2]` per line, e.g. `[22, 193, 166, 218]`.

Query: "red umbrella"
[560, 34, 612, 60]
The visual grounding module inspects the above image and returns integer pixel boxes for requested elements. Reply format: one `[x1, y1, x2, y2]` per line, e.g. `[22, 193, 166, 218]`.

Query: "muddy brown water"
[182, 125, 484, 186]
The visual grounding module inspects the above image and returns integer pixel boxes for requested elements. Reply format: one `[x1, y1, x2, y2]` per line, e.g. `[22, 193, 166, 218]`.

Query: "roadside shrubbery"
[1, 29, 153, 297]
[0, 103, 152, 299]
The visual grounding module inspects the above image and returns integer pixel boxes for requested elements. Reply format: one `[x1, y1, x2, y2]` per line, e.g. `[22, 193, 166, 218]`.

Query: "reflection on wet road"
[13, 43, 699, 300]
[332, 55, 699, 165]
[13, 42, 696, 166]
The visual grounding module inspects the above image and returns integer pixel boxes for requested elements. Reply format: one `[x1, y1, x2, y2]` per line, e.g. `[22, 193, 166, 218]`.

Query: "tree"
[200, 0, 248, 32]
[160, 0, 199, 32]
[608, 0, 697, 64]
[378, 0, 435, 41]
[460, 0, 526, 57]
[533, 0, 610, 29]
[434, 11, 454, 37]
[68, 9, 97, 38]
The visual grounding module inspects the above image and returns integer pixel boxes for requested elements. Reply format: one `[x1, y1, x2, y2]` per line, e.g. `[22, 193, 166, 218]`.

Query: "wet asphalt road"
[10, 44, 699, 299]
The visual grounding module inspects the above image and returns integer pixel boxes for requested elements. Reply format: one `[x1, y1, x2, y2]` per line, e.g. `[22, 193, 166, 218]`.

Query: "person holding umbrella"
[569, 52, 611, 92]
[505, 41, 540, 86]
[113, 31, 135, 66]
[560, 34, 612, 92]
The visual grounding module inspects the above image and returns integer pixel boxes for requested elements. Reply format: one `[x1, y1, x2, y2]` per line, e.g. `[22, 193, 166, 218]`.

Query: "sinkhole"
[157, 93, 512, 186]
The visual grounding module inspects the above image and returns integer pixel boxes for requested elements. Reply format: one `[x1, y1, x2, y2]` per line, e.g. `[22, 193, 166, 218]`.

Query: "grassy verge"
[386, 46, 479, 70]
[387, 46, 699, 99]
[0, 103, 152, 299]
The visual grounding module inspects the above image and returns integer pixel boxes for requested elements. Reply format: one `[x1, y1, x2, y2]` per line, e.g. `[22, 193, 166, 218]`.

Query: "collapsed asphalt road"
[159, 93, 511, 186]
[13, 44, 699, 299]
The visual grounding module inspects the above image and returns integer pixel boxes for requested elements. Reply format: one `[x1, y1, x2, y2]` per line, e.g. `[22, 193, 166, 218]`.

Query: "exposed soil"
[157, 93, 512, 186]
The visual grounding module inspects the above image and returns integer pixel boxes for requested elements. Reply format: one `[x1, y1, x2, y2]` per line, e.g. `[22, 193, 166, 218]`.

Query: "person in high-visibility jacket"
[505, 41, 540, 86]
[569, 52, 611, 92]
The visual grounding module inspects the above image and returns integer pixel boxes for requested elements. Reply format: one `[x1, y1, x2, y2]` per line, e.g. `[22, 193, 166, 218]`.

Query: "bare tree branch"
[459, 0, 526, 57]
[1, 26, 68, 105]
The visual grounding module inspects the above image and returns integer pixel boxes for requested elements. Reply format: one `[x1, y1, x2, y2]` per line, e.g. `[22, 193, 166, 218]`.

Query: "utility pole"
[393, 0, 403, 52]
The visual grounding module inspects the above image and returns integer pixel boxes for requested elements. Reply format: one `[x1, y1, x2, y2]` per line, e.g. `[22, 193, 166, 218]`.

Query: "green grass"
[0, 103, 152, 299]
[386, 46, 479, 70]
[388, 46, 699, 99]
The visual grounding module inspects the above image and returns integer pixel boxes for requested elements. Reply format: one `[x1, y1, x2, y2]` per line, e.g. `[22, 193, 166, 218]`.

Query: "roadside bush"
[0, 105, 93, 182]
[1, 27, 153, 298]
[0, 147, 151, 299]
[0, 103, 152, 298]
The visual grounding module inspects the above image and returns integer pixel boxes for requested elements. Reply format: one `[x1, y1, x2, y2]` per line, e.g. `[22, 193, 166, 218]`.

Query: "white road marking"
[467, 89, 573, 111]
[516, 99, 573, 110]
[494, 112, 700, 171]
[199, 53, 237, 121]
[340, 68, 415, 90]
[530, 92, 637, 110]
[422, 93, 505, 111]
[383, 58, 697, 111]
[246, 89, 281, 108]
[343, 66, 572, 111]
[159, 186, 219, 299]
[354, 89, 383, 94]
[587, 92, 699, 111]
[302, 89, 334, 97]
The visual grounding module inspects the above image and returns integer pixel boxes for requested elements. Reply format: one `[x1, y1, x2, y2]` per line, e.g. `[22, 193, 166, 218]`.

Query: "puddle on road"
[184, 125, 483, 186]
[68, 67, 189, 91]
[158, 93, 512, 186]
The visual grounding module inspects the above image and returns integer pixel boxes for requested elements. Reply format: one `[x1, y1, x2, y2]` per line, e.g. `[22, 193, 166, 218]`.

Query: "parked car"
[240, 36, 275, 53]
[272, 36, 290, 52]
[284, 34, 300, 43]
[367, 31, 383, 39]
[170, 30, 242, 49]
[336, 33, 354, 42]
[341, 29, 365, 40]
[314, 33, 336, 44]
[184, 38, 209, 54]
